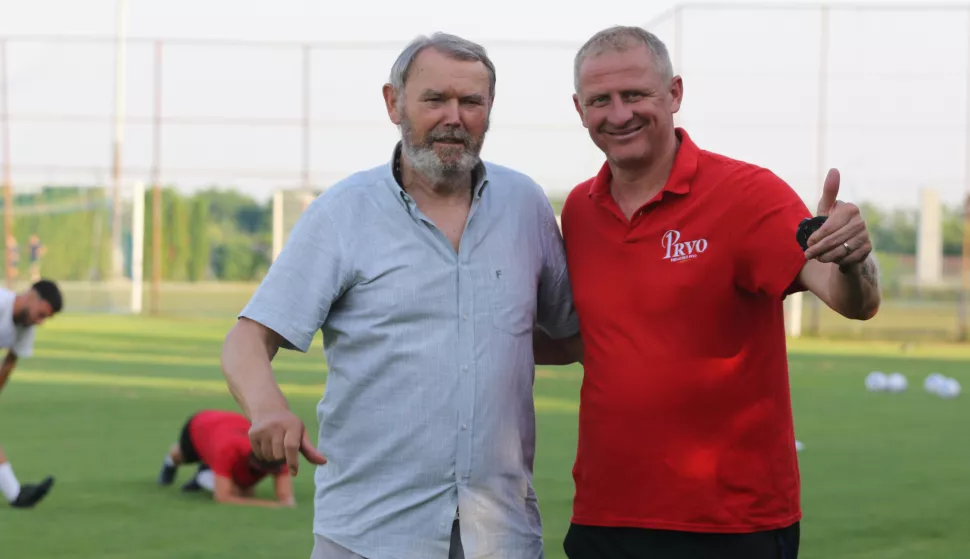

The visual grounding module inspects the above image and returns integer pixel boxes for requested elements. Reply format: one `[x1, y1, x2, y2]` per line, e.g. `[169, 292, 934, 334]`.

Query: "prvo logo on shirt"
[662, 229, 708, 263]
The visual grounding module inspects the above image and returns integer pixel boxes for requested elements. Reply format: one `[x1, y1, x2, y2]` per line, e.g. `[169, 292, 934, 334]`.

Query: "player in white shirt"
[0, 279, 62, 508]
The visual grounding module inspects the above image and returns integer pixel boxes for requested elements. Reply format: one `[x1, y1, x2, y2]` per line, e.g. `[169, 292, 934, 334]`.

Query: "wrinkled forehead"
[403, 49, 491, 99]
[577, 45, 666, 95]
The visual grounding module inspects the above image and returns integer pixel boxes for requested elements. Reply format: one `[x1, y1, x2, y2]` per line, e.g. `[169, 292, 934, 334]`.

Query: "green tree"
[212, 239, 256, 281]
[942, 205, 964, 257]
[166, 191, 191, 281]
[2, 187, 111, 281]
[188, 197, 210, 281]
[143, 189, 166, 281]
[194, 188, 271, 281]
[884, 209, 918, 254]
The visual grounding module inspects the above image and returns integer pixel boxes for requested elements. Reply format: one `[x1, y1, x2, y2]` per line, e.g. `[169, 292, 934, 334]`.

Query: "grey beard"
[400, 141, 480, 192]
[399, 117, 486, 192]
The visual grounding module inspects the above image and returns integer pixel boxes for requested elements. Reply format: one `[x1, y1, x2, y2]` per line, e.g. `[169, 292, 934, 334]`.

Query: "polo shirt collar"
[384, 142, 489, 210]
[589, 127, 698, 200]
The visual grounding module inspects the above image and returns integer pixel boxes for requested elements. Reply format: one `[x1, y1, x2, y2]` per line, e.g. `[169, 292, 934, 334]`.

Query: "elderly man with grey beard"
[220, 32, 583, 559]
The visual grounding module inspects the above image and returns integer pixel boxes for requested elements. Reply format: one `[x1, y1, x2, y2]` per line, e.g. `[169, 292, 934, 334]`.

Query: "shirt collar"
[589, 127, 698, 200]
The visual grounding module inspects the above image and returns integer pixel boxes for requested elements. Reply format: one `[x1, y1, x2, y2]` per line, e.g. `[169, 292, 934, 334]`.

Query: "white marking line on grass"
[14, 371, 579, 413]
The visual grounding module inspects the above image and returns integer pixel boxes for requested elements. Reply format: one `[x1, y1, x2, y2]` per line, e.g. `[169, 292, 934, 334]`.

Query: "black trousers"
[564, 522, 800, 559]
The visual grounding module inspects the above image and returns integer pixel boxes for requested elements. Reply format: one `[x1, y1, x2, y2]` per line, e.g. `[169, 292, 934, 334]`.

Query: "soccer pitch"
[0, 314, 968, 559]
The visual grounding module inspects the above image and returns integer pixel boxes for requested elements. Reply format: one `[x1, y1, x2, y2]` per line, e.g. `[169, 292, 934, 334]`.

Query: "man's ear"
[573, 93, 589, 129]
[384, 84, 402, 125]
[669, 75, 684, 114]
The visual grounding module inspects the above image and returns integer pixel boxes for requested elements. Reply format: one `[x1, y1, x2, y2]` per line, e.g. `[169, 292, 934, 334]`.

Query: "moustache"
[424, 130, 470, 146]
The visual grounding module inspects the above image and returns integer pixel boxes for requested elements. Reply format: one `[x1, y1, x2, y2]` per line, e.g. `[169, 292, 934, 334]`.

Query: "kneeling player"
[157, 409, 294, 508]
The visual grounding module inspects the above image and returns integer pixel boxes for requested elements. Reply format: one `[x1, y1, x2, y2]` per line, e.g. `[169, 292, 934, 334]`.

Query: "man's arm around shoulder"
[532, 184, 585, 367]
[534, 329, 584, 366]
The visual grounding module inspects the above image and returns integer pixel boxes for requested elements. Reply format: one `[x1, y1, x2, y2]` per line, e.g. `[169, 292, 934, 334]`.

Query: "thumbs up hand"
[803, 168, 872, 270]
[816, 168, 841, 217]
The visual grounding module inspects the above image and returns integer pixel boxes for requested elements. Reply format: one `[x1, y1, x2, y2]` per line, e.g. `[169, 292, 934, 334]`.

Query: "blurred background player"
[0, 278, 64, 509]
[6, 236, 19, 282]
[28, 235, 45, 282]
[157, 409, 295, 508]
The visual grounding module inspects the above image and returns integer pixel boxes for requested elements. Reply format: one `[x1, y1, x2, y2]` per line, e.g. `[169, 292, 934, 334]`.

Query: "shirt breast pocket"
[484, 261, 537, 337]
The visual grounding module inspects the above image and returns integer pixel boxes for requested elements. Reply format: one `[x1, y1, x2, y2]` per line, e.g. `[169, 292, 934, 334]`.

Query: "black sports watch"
[796, 216, 827, 251]
[797, 215, 851, 274]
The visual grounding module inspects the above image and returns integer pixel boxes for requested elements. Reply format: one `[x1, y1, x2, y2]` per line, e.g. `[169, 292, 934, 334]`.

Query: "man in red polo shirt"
[157, 409, 294, 508]
[557, 26, 881, 558]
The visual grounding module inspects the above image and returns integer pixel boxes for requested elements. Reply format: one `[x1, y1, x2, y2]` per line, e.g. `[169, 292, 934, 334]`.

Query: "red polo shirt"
[561, 128, 811, 533]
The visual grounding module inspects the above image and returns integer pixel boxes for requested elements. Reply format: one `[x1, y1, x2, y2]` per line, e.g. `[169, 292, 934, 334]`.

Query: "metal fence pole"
[808, 5, 831, 337]
[0, 40, 13, 290]
[959, 9, 970, 342]
[302, 44, 311, 192]
[151, 40, 163, 315]
[110, 0, 128, 280]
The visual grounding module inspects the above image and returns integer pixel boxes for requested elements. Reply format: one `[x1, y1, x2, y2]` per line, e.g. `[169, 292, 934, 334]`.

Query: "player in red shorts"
[157, 409, 295, 508]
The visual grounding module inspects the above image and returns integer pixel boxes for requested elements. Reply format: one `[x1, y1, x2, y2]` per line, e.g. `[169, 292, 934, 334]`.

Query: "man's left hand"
[804, 168, 872, 270]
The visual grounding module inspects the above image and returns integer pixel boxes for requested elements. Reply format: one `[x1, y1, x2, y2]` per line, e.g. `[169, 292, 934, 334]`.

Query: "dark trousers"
[564, 522, 800, 559]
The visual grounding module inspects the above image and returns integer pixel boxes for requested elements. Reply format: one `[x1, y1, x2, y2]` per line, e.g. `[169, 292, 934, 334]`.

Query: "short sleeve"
[535, 193, 580, 339]
[239, 196, 353, 353]
[12, 326, 35, 358]
[734, 169, 813, 298]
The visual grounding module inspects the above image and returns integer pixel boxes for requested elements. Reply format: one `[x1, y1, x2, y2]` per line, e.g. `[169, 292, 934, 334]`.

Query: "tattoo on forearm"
[859, 258, 878, 287]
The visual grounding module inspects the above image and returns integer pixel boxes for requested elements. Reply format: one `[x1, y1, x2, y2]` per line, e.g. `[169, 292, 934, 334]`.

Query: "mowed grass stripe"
[44, 313, 970, 364]
[13, 370, 580, 413]
[31, 347, 327, 373]
[15, 370, 326, 396]
[786, 339, 970, 361]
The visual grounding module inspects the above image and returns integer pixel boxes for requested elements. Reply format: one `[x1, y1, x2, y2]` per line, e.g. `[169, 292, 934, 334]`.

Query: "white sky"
[1, 0, 969, 209]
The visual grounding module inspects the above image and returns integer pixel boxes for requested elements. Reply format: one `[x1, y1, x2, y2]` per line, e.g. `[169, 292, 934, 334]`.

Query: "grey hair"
[389, 32, 497, 100]
[573, 26, 674, 92]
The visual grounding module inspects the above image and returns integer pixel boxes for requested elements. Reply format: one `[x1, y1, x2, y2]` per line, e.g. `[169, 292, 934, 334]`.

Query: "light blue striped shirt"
[239, 144, 579, 559]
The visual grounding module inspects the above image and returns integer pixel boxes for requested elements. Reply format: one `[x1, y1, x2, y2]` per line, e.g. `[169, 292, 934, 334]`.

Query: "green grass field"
[0, 314, 968, 558]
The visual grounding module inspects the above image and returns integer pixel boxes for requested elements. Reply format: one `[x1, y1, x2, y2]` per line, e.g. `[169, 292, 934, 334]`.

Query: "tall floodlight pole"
[808, 5, 831, 337]
[110, 0, 129, 280]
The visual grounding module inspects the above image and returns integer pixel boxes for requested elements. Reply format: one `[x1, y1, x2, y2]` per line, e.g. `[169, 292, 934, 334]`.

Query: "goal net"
[0, 183, 139, 313]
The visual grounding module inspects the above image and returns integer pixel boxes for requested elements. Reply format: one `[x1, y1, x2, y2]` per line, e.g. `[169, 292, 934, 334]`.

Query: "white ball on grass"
[865, 371, 888, 392]
[938, 378, 962, 399]
[886, 372, 908, 393]
[924, 373, 946, 395]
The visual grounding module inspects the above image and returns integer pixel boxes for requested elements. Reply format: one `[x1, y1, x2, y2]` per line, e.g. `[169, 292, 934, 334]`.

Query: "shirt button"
[462, 365, 469, 372]
[462, 313, 468, 320]
[461, 424, 468, 430]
